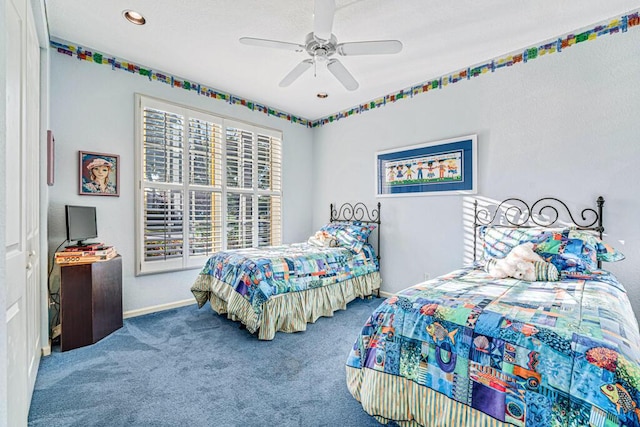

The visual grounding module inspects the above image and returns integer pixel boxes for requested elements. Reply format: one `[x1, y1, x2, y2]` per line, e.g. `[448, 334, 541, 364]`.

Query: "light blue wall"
[48, 52, 314, 313]
[48, 28, 640, 318]
[312, 30, 640, 317]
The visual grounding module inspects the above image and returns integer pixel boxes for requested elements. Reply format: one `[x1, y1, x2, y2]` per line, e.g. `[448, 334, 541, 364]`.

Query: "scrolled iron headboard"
[330, 202, 381, 261]
[473, 196, 604, 267]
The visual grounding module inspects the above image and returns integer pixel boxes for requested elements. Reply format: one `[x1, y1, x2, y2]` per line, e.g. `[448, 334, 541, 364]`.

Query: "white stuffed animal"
[486, 242, 544, 282]
[308, 231, 339, 248]
[508, 242, 545, 263]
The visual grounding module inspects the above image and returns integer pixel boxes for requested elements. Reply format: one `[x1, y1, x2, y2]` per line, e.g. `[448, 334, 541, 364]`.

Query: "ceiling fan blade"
[239, 37, 304, 52]
[279, 59, 314, 87]
[337, 40, 403, 56]
[313, 0, 335, 42]
[327, 59, 359, 91]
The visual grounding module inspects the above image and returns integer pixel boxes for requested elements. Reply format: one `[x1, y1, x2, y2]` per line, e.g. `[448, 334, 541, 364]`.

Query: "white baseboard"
[378, 290, 393, 298]
[123, 299, 196, 319]
[41, 344, 51, 356]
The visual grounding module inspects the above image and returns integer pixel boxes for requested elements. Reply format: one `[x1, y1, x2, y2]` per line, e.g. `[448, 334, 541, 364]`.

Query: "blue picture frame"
[375, 135, 477, 197]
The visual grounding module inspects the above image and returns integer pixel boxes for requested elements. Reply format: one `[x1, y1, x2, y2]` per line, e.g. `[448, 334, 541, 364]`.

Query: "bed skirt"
[346, 366, 510, 427]
[191, 271, 381, 340]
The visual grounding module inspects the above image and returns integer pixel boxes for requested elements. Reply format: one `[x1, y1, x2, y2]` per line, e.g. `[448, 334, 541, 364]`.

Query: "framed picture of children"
[375, 134, 477, 197]
[79, 151, 120, 196]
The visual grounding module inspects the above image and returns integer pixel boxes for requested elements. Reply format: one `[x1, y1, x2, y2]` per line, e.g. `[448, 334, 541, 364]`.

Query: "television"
[65, 205, 98, 246]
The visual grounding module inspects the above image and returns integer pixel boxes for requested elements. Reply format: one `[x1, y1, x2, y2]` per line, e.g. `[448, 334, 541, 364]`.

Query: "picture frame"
[375, 134, 477, 197]
[79, 151, 120, 196]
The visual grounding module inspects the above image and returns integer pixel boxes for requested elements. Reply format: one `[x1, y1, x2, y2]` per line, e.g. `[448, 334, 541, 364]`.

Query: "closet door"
[5, 0, 41, 423]
[25, 0, 42, 395]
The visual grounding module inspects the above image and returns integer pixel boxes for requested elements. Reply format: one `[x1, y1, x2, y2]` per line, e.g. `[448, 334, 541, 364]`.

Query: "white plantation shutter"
[137, 96, 223, 274]
[143, 188, 184, 261]
[225, 124, 253, 249]
[225, 120, 282, 250]
[187, 115, 223, 266]
[143, 108, 183, 183]
[189, 191, 222, 256]
[140, 103, 186, 272]
[257, 133, 282, 192]
[258, 195, 281, 247]
[226, 127, 253, 189]
[189, 117, 222, 187]
[226, 193, 253, 249]
[135, 96, 282, 275]
[257, 132, 282, 247]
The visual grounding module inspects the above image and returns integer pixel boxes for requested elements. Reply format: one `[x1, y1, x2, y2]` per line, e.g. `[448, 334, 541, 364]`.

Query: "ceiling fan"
[239, 0, 403, 91]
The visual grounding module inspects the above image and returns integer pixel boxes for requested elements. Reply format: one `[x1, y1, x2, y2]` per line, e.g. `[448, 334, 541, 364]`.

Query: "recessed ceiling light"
[123, 10, 146, 25]
[316, 92, 328, 99]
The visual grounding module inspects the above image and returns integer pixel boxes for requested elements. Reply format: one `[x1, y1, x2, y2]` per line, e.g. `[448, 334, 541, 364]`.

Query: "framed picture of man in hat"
[79, 151, 120, 196]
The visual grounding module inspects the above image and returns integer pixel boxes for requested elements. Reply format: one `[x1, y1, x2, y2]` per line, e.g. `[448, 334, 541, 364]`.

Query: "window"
[135, 95, 282, 275]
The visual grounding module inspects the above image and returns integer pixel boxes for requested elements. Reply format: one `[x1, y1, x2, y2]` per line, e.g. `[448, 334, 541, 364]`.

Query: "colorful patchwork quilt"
[346, 267, 640, 426]
[195, 242, 379, 315]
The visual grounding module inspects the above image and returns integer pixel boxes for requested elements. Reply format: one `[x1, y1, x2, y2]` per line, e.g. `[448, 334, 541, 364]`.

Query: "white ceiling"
[45, 0, 640, 121]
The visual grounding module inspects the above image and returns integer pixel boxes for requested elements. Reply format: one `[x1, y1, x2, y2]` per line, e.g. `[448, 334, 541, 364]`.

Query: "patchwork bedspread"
[346, 267, 640, 426]
[194, 242, 379, 315]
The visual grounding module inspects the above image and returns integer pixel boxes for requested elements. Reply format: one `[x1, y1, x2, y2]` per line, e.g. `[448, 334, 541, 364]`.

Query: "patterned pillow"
[480, 226, 553, 260]
[319, 222, 376, 253]
[534, 230, 598, 272]
[481, 227, 624, 272]
[564, 229, 625, 263]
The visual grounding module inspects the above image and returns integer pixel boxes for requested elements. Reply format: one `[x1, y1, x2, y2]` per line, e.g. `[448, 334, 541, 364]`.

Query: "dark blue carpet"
[28, 297, 386, 427]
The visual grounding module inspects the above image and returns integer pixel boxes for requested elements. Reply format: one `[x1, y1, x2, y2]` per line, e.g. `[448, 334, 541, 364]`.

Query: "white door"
[5, 0, 28, 422]
[25, 2, 42, 394]
[5, 0, 41, 423]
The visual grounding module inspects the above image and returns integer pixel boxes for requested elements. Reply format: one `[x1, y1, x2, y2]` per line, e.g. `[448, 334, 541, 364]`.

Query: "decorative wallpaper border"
[51, 10, 639, 128]
[312, 10, 640, 127]
[50, 39, 311, 128]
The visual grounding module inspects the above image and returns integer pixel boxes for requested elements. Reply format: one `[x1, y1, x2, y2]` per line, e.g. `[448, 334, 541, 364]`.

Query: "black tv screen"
[65, 205, 98, 245]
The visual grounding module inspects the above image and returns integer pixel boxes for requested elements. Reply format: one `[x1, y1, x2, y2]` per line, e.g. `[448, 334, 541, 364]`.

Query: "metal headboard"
[330, 202, 381, 261]
[473, 196, 604, 267]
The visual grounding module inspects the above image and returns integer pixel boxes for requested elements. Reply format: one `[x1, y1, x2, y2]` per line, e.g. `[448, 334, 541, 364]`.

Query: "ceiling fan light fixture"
[239, 0, 401, 91]
[316, 92, 328, 99]
[123, 10, 146, 25]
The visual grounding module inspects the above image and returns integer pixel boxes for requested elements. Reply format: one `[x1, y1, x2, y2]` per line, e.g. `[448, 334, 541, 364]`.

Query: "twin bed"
[346, 197, 640, 426]
[190, 202, 381, 340]
[190, 196, 640, 426]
